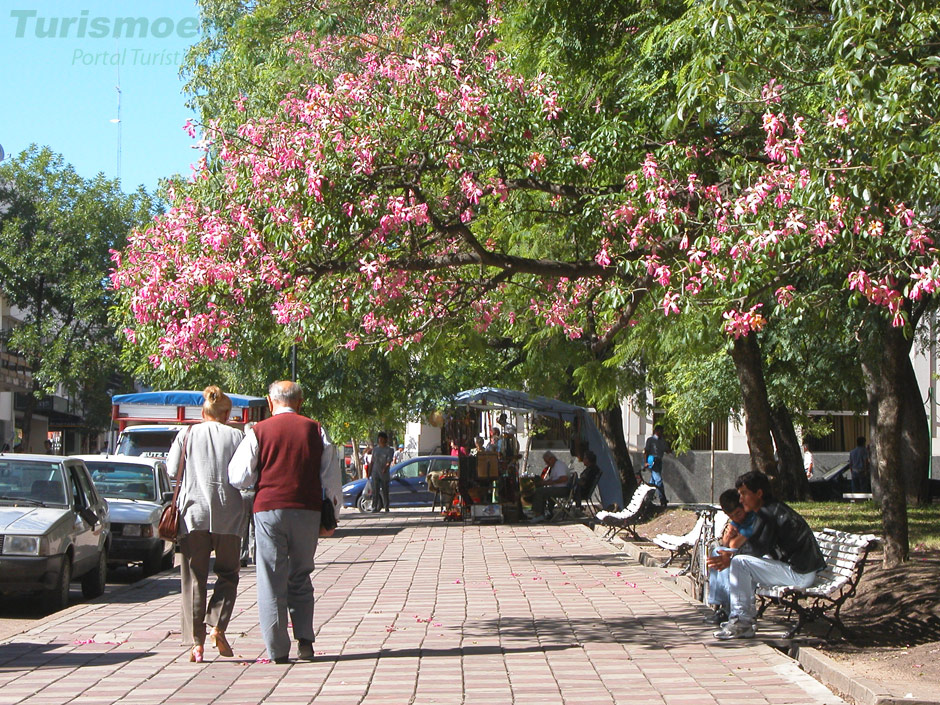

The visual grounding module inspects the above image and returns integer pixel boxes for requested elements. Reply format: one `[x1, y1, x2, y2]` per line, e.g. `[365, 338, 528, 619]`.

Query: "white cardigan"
[167, 421, 246, 537]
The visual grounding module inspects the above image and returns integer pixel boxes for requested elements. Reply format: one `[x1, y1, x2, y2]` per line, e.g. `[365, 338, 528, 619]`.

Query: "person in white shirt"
[529, 451, 571, 520]
[802, 442, 815, 479]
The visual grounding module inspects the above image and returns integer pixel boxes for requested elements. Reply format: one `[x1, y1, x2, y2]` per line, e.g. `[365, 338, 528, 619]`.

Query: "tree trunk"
[19, 382, 40, 451]
[860, 324, 911, 568]
[768, 402, 810, 500]
[899, 355, 930, 505]
[729, 332, 780, 482]
[596, 405, 637, 509]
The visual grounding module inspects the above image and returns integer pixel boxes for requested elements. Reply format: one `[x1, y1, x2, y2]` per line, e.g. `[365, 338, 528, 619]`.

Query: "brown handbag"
[158, 426, 192, 541]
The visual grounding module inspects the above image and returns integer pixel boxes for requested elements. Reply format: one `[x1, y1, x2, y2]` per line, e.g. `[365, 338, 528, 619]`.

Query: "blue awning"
[112, 390, 267, 408]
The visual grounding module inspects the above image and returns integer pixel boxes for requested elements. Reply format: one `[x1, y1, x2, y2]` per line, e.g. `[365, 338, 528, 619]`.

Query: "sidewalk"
[0, 510, 843, 705]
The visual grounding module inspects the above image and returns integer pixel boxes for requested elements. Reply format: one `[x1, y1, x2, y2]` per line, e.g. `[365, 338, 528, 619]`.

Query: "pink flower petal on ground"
[454, 579, 462, 584]
[256, 658, 272, 664]
[72, 639, 95, 645]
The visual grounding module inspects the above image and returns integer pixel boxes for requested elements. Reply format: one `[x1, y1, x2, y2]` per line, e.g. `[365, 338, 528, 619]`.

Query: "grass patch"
[791, 501, 940, 550]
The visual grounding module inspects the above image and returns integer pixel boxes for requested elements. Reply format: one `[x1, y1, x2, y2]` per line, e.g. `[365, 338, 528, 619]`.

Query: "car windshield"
[86, 462, 157, 500]
[116, 429, 180, 457]
[0, 460, 68, 505]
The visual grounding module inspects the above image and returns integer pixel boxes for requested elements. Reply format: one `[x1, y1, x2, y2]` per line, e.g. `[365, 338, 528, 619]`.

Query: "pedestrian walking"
[228, 381, 341, 663]
[166, 386, 245, 663]
[644, 425, 670, 507]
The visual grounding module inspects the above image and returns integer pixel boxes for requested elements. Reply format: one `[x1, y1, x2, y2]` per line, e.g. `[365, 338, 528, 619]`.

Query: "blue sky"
[0, 0, 202, 194]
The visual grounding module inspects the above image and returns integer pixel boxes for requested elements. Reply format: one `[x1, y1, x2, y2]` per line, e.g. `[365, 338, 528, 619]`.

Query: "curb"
[794, 646, 940, 705]
[0, 565, 178, 644]
[590, 523, 940, 705]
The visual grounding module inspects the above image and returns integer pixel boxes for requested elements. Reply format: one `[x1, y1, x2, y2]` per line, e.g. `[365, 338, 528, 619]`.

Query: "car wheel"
[81, 549, 108, 599]
[357, 494, 374, 513]
[45, 556, 72, 613]
[161, 546, 175, 571]
[142, 543, 163, 576]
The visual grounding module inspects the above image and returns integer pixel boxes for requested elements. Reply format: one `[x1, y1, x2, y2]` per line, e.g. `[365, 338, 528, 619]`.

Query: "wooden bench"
[595, 484, 657, 540]
[756, 528, 878, 638]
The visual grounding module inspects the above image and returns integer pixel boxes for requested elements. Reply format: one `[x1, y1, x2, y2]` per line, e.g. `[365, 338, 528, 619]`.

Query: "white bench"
[596, 484, 657, 540]
[755, 528, 878, 638]
[653, 509, 729, 572]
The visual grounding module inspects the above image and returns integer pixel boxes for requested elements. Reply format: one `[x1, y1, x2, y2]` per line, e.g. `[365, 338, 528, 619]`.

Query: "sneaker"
[714, 618, 755, 640]
[704, 609, 728, 625]
[297, 639, 315, 661]
[528, 513, 548, 524]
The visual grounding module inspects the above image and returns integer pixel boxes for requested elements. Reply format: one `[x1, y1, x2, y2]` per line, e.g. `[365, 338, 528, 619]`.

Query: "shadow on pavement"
[103, 576, 181, 604]
[322, 643, 574, 662]
[0, 642, 154, 670]
[465, 614, 737, 650]
[334, 526, 405, 537]
[527, 553, 632, 568]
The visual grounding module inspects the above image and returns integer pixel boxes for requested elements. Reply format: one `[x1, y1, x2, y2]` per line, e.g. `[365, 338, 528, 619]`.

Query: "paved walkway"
[0, 510, 843, 705]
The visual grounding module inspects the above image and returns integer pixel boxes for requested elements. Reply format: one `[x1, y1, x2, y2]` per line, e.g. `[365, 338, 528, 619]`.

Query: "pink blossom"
[761, 80, 783, 104]
[775, 286, 796, 307]
[722, 305, 767, 339]
[573, 151, 595, 169]
[661, 291, 680, 316]
[826, 107, 851, 131]
[528, 152, 547, 172]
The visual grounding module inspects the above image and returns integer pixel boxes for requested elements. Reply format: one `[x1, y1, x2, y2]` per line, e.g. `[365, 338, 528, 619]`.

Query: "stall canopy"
[452, 387, 624, 509]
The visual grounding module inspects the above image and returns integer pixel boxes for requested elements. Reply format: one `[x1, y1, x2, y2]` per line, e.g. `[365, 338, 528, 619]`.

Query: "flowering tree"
[115, 1, 940, 564]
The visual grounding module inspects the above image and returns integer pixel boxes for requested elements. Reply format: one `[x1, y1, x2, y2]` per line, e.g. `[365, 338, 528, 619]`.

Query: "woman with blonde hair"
[167, 386, 246, 662]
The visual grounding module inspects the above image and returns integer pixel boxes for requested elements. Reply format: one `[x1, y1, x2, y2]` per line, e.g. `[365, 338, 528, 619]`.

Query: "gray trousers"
[253, 509, 321, 660]
[532, 485, 570, 515]
[372, 472, 390, 511]
[179, 531, 241, 646]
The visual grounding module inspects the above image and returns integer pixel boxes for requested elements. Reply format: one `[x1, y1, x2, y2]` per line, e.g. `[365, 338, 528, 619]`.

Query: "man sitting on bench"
[705, 489, 757, 625]
[707, 470, 825, 640]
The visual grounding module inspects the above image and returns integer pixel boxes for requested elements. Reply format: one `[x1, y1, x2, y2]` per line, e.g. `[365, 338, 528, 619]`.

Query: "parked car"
[0, 454, 110, 612]
[75, 455, 175, 576]
[342, 455, 459, 512]
[114, 424, 183, 458]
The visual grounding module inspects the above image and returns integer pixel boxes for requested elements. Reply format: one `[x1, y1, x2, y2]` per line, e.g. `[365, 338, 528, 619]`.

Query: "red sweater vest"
[251, 412, 324, 513]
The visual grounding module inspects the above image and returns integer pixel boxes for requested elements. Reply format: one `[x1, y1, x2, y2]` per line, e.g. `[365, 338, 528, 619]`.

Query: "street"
[0, 509, 843, 704]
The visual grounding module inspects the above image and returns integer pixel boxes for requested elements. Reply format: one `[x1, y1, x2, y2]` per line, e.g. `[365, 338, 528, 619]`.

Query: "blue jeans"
[728, 554, 818, 626]
[707, 547, 731, 611]
[253, 508, 321, 660]
[649, 458, 667, 505]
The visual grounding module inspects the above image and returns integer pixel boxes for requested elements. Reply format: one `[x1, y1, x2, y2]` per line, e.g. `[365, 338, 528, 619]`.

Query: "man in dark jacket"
[707, 470, 825, 640]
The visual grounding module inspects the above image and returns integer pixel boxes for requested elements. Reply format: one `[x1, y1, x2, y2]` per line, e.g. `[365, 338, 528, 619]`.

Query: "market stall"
[445, 388, 624, 521]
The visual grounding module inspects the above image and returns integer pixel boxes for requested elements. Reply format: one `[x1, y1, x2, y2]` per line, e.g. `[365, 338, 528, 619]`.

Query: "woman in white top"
[167, 386, 245, 663]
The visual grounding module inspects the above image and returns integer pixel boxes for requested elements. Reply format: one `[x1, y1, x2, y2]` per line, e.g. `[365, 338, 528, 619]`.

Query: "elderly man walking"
[228, 381, 341, 663]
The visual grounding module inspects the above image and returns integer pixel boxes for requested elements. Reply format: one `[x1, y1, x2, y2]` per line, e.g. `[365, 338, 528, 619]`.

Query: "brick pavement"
[0, 510, 844, 704]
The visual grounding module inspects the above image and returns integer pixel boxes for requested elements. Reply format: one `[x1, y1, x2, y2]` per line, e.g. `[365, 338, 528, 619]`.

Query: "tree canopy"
[112, 0, 940, 564]
[0, 146, 153, 442]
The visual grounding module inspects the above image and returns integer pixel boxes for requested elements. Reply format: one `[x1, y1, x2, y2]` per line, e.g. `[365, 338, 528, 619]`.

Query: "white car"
[0, 454, 111, 612]
[75, 455, 175, 576]
[114, 425, 183, 458]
